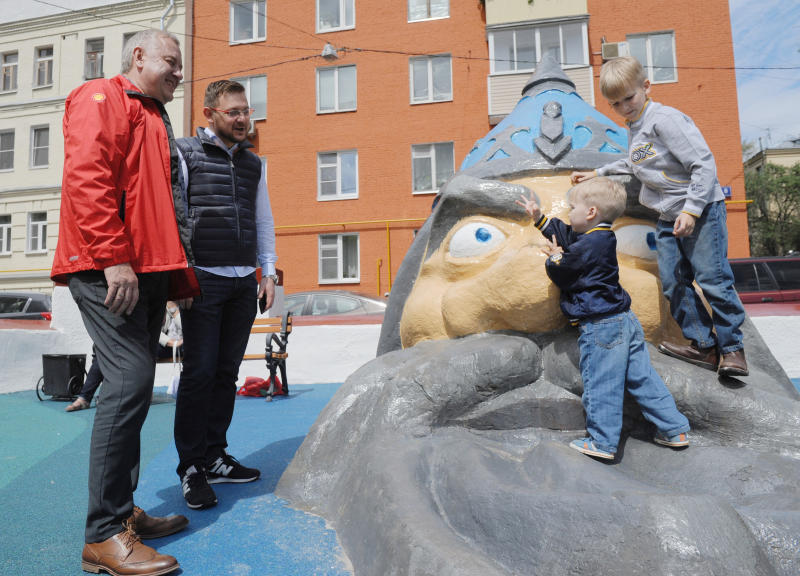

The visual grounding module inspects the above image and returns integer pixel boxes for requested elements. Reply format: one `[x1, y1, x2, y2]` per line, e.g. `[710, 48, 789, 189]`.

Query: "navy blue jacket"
[535, 215, 631, 322]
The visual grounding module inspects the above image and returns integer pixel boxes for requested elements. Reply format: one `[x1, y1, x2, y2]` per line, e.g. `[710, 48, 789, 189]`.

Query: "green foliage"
[745, 163, 800, 256]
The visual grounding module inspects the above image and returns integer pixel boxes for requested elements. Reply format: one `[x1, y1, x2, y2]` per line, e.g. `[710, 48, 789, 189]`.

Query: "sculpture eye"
[448, 222, 506, 258]
[615, 224, 657, 260]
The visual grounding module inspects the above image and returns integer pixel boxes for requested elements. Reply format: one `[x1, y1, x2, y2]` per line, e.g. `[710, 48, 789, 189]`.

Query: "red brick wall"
[587, 0, 749, 257]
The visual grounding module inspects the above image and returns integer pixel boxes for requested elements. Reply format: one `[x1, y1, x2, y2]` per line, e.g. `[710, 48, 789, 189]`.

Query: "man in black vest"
[174, 80, 278, 509]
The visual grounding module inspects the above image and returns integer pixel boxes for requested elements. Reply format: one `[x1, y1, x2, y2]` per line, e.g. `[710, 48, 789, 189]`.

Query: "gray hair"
[121, 29, 180, 73]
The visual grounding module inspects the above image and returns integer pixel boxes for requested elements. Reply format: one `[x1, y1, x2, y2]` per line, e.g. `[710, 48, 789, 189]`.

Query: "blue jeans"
[578, 310, 690, 453]
[655, 200, 745, 353]
[174, 270, 257, 475]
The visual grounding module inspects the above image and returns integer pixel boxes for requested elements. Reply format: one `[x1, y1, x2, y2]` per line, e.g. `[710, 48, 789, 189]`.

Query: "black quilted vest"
[176, 128, 261, 267]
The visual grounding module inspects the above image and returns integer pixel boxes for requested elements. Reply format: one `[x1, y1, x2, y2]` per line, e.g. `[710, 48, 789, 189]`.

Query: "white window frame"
[316, 65, 357, 113]
[27, 211, 47, 254]
[317, 0, 355, 33]
[412, 142, 454, 194]
[0, 129, 13, 171]
[30, 126, 49, 168]
[1, 51, 18, 92]
[488, 20, 588, 74]
[409, 54, 452, 104]
[230, 0, 267, 44]
[318, 233, 360, 283]
[317, 150, 358, 200]
[231, 75, 267, 120]
[0, 214, 11, 255]
[84, 38, 104, 80]
[34, 46, 53, 87]
[626, 31, 678, 84]
[408, 0, 449, 22]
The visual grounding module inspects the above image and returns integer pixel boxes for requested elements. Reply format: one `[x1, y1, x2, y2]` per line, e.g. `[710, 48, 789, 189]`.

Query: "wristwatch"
[266, 273, 279, 284]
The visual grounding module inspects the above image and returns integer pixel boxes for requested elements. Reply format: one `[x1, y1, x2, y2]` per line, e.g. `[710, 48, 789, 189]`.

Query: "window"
[27, 212, 47, 253]
[34, 46, 53, 87]
[0, 130, 13, 170]
[408, 0, 448, 22]
[231, 0, 266, 43]
[489, 21, 587, 73]
[84, 38, 104, 79]
[318, 150, 358, 199]
[317, 65, 356, 113]
[0, 215, 10, 255]
[410, 55, 451, 103]
[232, 75, 267, 119]
[317, 0, 354, 32]
[319, 233, 359, 282]
[31, 126, 49, 168]
[412, 142, 454, 193]
[627, 32, 677, 83]
[1, 52, 17, 92]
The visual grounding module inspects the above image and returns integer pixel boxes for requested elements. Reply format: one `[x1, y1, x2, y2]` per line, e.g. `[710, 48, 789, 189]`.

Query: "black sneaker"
[206, 452, 260, 484]
[181, 465, 217, 509]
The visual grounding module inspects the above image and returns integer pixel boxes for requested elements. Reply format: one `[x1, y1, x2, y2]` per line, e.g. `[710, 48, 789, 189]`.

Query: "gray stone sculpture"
[277, 55, 800, 575]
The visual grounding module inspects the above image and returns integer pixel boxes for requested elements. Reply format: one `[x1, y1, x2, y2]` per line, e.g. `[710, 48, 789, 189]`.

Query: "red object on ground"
[237, 375, 285, 397]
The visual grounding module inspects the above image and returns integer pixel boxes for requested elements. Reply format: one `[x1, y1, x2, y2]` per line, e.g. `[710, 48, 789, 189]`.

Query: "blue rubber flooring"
[0, 383, 351, 576]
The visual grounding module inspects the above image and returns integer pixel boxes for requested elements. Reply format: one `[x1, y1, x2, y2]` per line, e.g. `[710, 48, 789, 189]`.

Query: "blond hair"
[568, 177, 627, 223]
[599, 56, 647, 101]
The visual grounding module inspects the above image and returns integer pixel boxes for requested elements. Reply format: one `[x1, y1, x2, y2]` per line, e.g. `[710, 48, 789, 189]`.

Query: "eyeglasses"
[209, 107, 255, 119]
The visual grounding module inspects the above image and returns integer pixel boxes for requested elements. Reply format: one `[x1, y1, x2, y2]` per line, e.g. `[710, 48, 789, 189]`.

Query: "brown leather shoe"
[719, 348, 748, 377]
[658, 341, 719, 371]
[81, 527, 179, 575]
[127, 506, 188, 540]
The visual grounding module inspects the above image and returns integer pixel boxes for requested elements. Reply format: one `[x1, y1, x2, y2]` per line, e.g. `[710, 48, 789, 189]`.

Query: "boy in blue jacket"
[517, 177, 690, 460]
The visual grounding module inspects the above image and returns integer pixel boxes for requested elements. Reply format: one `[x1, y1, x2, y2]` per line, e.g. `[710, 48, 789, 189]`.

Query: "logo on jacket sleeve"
[92, 93, 106, 102]
[631, 142, 656, 164]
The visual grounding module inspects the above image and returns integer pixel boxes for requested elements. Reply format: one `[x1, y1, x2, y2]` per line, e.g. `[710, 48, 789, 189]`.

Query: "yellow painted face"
[399, 175, 683, 348]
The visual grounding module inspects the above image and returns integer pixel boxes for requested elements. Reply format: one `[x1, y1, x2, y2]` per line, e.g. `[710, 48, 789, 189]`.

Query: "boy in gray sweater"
[571, 56, 747, 377]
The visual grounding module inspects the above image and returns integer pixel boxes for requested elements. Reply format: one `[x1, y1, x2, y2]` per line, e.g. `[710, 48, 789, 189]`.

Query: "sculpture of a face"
[400, 174, 683, 349]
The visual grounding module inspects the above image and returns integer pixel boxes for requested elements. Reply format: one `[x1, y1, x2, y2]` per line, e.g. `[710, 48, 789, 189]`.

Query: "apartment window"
[319, 233, 359, 282]
[84, 39, 104, 79]
[490, 21, 587, 73]
[27, 212, 47, 253]
[317, 65, 356, 113]
[1, 52, 18, 92]
[34, 46, 54, 86]
[317, 0, 354, 32]
[31, 126, 49, 168]
[232, 75, 267, 119]
[231, 0, 266, 43]
[408, 0, 448, 22]
[0, 215, 10, 255]
[412, 142, 454, 193]
[318, 150, 358, 199]
[627, 32, 677, 83]
[0, 130, 13, 170]
[410, 55, 451, 104]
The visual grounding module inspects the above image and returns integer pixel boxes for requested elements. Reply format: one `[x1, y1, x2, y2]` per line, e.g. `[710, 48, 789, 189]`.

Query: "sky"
[1, 0, 798, 148]
[729, 0, 800, 147]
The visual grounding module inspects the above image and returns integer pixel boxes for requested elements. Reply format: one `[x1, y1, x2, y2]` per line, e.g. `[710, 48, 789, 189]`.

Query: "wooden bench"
[242, 312, 292, 398]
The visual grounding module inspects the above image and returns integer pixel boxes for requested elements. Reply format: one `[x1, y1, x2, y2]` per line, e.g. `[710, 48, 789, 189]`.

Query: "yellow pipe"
[724, 199, 753, 205]
[376, 258, 382, 297]
[275, 217, 426, 231]
[386, 222, 392, 291]
[0, 268, 52, 274]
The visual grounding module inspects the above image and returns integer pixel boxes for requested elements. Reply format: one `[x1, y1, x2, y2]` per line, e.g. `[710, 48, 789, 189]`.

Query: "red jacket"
[52, 75, 195, 295]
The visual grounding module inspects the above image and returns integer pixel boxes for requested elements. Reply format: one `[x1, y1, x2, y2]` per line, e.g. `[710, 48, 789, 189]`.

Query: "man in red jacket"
[52, 29, 195, 576]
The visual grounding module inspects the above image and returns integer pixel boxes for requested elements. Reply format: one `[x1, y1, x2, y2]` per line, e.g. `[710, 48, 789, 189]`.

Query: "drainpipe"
[161, 0, 176, 30]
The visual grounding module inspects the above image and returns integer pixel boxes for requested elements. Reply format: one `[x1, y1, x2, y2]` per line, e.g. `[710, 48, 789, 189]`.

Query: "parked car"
[0, 291, 52, 320]
[284, 290, 387, 317]
[730, 257, 800, 304]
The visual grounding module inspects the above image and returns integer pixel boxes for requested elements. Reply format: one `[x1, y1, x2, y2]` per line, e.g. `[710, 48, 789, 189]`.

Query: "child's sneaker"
[654, 431, 689, 448]
[569, 437, 615, 460]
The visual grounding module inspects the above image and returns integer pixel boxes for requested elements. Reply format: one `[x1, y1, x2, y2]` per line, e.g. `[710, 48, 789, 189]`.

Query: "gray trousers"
[68, 271, 168, 543]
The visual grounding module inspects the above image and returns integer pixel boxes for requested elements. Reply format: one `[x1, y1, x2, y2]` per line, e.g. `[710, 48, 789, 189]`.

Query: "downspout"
[161, 0, 176, 30]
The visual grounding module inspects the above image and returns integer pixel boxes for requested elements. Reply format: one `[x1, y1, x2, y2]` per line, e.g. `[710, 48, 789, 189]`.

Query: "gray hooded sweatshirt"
[597, 100, 724, 221]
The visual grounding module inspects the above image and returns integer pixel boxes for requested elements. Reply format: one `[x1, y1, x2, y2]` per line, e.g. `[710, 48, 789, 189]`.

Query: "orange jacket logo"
[92, 93, 106, 102]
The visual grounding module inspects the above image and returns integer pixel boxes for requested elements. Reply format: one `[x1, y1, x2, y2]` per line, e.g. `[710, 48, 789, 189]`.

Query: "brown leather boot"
[658, 341, 719, 371]
[127, 506, 188, 539]
[719, 349, 748, 377]
[81, 526, 179, 575]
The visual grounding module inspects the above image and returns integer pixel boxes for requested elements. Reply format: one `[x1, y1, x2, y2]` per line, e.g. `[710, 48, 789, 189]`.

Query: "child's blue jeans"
[655, 200, 745, 354]
[577, 310, 690, 453]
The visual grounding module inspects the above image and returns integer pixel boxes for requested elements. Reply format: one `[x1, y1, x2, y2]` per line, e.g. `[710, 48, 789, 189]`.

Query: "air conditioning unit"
[601, 41, 630, 60]
[247, 118, 257, 136]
